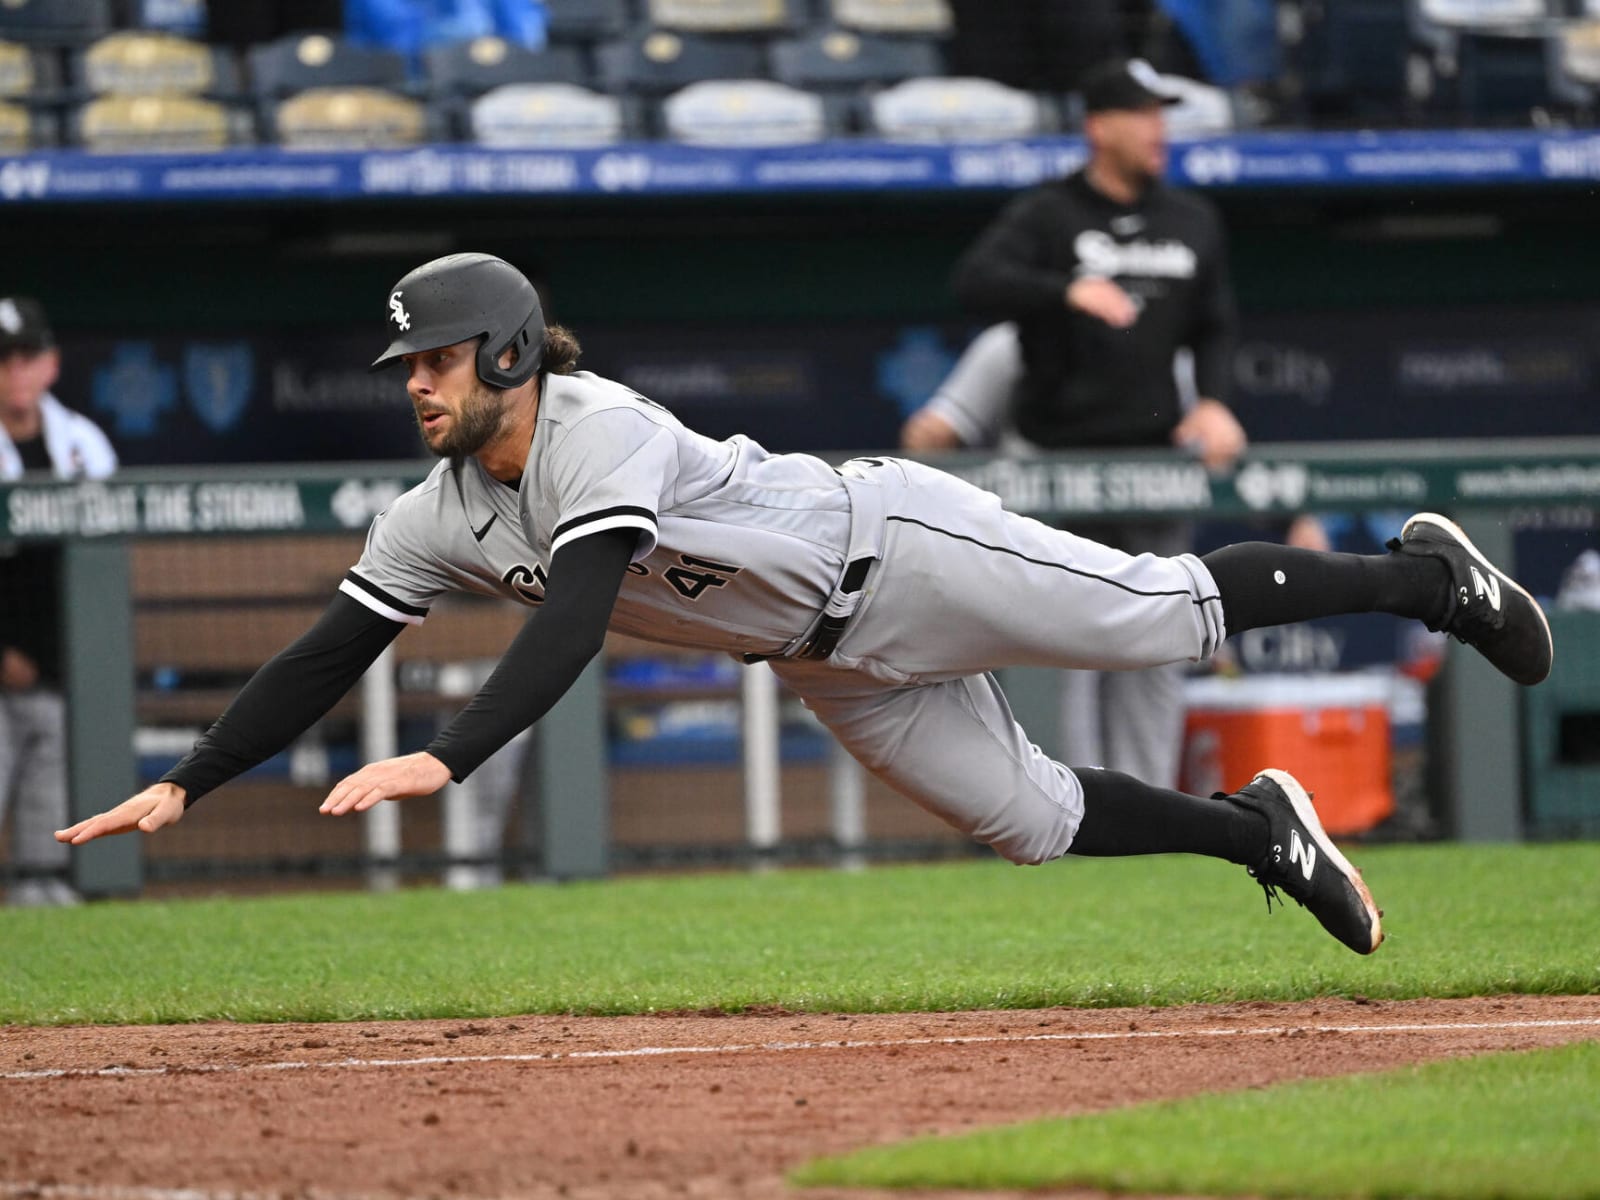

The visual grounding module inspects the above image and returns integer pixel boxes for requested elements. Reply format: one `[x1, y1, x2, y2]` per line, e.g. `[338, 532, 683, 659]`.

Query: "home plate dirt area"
[4, 995, 1599, 1200]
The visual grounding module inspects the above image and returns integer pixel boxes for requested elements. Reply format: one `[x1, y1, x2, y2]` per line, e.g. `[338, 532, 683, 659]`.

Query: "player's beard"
[416, 380, 509, 458]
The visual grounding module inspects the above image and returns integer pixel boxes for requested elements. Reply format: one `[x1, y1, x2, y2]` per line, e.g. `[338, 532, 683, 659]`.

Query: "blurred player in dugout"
[0, 297, 118, 906]
[904, 59, 1325, 788]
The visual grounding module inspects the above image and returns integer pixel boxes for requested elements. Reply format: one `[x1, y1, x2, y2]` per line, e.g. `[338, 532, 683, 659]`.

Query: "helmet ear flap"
[475, 316, 544, 390]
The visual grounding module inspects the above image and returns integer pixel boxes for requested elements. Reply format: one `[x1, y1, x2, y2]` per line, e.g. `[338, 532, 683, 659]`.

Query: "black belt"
[744, 555, 875, 665]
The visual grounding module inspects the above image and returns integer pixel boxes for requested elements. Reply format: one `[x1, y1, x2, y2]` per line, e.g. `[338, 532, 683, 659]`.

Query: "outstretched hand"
[1066, 276, 1139, 328]
[319, 751, 452, 816]
[1172, 398, 1248, 472]
[56, 782, 187, 845]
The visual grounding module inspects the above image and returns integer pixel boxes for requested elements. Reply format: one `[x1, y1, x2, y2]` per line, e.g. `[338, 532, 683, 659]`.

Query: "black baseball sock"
[1201, 542, 1449, 635]
[1068, 767, 1268, 865]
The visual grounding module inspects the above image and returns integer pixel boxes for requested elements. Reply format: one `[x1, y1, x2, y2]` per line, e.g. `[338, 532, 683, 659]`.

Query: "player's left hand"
[1173, 398, 1247, 472]
[900, 408, 964, 452]
[319, 752, 452, 816]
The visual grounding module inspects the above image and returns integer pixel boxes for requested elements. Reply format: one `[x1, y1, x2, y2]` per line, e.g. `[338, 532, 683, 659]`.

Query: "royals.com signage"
[7, 130, 1600, 205]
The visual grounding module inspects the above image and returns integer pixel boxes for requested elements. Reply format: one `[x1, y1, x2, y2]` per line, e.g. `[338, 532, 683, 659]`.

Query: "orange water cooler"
[1180, 673, 1395, 837]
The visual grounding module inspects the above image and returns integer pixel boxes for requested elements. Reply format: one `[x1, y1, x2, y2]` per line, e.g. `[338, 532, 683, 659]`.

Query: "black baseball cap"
[0, 296, 54, 354]
[1081, 58, 1180, 114]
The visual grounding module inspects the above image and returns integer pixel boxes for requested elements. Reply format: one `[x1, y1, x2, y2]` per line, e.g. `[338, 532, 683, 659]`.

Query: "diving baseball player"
[60, 254, 1554, 956]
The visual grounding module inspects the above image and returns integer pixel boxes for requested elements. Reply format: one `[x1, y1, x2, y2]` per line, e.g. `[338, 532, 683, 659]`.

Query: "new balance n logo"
[1469, 565, 1502, 611]
[1289, 829, 1317, 881]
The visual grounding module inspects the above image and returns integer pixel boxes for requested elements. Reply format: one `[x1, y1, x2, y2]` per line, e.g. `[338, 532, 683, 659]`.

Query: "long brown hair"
[542, 323, 581, 375]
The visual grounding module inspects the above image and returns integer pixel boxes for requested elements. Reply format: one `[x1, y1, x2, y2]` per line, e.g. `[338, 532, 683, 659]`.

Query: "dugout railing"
[4, 437, 1598, 897]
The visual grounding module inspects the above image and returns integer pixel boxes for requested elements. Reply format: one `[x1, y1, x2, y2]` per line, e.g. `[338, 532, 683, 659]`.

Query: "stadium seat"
[828, 0, 953, 37]
[660, 78, 830, 144]
[770, 28, 943, 90]
[646, 0, 804, 35]
[0, 38, 62, 104]
[1145, 72, 1237, 136]
[1452, 29, 1560, 121]
[71, 93, 250, 150]
[596, 29, 769, 95]
[247, 32, 411, 101]
[544, 0, 631, 44]
[1285, 0, 1419, 121]
[134, 0, 208, 38]
[426, 37, 589, 98]
[866, 76, 1052, 140]
[467, 82, 631, 145]
[72, 32, 240, 98]
[1545, 20, 1600, 113]
[1406, 0, 1553, 70]
[0, 0, 113, 46]
[1411, 0, 1550, 33]
[268, 86, 438, 149]
[1557, 18, 1600, 86]
[0, 97, 55, 150]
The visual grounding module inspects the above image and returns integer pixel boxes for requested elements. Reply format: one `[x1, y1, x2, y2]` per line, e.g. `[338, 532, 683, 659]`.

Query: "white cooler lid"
[1183, 671, 1395, 712]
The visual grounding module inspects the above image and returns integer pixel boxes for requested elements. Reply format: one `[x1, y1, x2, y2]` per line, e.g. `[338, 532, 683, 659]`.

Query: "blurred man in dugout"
[0, 297, 118, 906]
[906, 59, 1321, 788]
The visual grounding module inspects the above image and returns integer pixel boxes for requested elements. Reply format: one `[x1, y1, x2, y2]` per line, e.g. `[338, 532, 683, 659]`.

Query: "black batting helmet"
[370, 252, 545, 389]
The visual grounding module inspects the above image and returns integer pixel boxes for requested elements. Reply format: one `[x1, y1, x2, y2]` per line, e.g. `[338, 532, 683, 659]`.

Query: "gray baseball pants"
[0, 690, 70, 876]
[772, 459, 1225, 866]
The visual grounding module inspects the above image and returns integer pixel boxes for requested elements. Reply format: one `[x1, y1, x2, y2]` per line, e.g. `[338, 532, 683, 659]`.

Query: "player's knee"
[982, 821, 1072, 866]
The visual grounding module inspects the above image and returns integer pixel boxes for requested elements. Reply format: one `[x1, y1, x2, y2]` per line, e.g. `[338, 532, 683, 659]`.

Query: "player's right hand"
[1066, 276, 1138, 328]
[55, 782, 187, 845]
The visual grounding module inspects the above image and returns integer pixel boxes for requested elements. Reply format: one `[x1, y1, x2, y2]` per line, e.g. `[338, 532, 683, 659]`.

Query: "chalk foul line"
[4, 1016, 1598, 1082]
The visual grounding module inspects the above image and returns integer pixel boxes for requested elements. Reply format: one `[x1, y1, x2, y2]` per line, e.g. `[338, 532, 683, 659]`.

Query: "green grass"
[1, 843, 1597, 1025]
[791, 1041, 1600, 1198]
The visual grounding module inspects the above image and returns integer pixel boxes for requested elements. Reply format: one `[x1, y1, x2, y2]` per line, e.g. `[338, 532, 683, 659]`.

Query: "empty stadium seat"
[661, 78, 830, 144]
[828, 0, 953, 37]
[247, 32, 411, 101]
[135, 0, 208, 38]
[72, 93, 249, 151]
[1546, 20, 1600, 112]
[770, 28, 943, 89]
[646, 0, 804, 35]
[467, 82, 631, 146]
[0, 0, 113, 46]
[1407, 0, 1552, 67]
[1558, 18, 1600, 85]
[1412, 0, 1550, 31]
[596, 29, 769, 95]
[867, 76, 1051, 140]
[1147, 72, 1237, 136]
[1452, 29, 1561, 121]
[72, 32, 240, 98]
[0, 97, 54, 150]
[0, 38, 61, 103]
[1286, 0, 1418, 120]
[269, 85, 438, 149]
[426, 37, 589, 97]
[544, 0, 631, 44]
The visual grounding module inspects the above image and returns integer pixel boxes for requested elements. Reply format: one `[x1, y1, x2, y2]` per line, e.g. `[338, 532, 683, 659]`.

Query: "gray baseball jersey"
[343, 370, 1225, 865]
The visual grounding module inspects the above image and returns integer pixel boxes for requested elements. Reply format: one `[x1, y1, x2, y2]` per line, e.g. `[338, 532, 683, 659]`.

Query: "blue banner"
[7, 129, 1600, 204]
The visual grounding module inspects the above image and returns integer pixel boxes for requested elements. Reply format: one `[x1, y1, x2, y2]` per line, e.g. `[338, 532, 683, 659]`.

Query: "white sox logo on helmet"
[388, 291, 410, 331]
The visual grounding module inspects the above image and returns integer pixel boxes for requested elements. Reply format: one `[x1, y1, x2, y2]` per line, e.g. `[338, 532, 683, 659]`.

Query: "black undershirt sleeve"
[425, 527, 636, 782]
[950, 191, 1077, 317]
[160, 592, 405, 806]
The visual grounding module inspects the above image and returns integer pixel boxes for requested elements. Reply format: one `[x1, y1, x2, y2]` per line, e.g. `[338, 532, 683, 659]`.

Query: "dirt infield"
[4, 994, 1599, 1200]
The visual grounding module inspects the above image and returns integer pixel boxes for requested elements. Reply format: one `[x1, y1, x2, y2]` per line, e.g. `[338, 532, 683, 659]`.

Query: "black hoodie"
[952, 168, 1235, 449]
